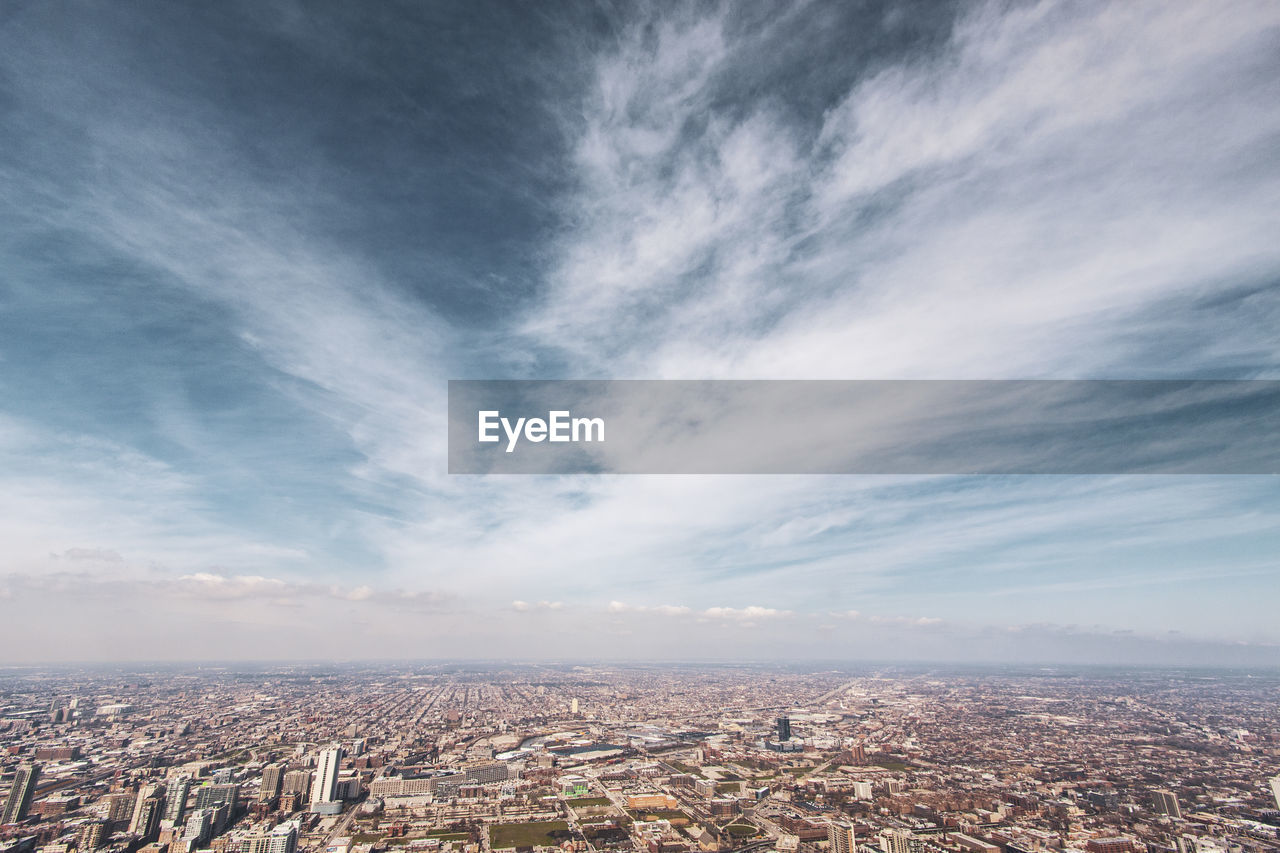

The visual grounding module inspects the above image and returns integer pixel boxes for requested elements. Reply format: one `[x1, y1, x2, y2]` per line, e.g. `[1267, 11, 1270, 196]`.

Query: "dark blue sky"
[1, 0, 1278, 662]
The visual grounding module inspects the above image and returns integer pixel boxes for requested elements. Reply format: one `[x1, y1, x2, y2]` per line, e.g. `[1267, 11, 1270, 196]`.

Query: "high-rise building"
[164, 777, 192, 824]
[182, 809, 213, 848]
[267, 819, 300, 853]
[105, 791, 136, 825]
[78, 820, 108, 850]
[260, 765, 284, 802]
[131, 795, 165, 841]
[776, 716, 792, 742]
[1270, 775, 1280, 811]
[880, 829, 931, 853]
[829, 822, 856, 853]
[310, 746, 342, 808]
[2, 763, 41, 824]
[193, 783, 239, 812]
[1152, 789, 1182, 819]
[283, 770, 313, 801]
[129, 783, 165, 835]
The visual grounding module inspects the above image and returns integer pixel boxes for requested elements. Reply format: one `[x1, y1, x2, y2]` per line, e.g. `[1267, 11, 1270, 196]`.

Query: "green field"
[871, 759, 912, 771]
[568, 797, 613, 807]
[489, 821, 571, 849]
[725, 824, 758, 838]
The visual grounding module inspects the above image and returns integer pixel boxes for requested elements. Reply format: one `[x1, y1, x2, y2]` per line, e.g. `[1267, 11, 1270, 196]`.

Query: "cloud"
[513, 600, 563, 613]
[700, 606, 789, 621]
[0, 0, 1278, 663]
[175, 573, 291, 600]
[531, 0, 1280, 381]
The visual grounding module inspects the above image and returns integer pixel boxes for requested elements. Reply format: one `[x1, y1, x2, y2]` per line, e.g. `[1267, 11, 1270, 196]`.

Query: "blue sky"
[1, 0, 1279, 663]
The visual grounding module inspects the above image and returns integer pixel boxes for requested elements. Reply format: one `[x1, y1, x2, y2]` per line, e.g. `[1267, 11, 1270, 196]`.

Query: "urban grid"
[2, 664, 1278, 853]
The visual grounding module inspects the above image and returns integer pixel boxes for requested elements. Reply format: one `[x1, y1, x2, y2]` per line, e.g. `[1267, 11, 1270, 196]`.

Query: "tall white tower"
[310, 746, 342, 806]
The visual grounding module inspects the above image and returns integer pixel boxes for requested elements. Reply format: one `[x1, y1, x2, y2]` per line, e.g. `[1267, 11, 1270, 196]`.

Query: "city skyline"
[2, 0, 1280, 663]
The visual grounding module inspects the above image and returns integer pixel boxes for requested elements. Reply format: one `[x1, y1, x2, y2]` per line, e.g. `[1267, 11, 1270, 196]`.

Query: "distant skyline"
[1, 0, 1279, 664]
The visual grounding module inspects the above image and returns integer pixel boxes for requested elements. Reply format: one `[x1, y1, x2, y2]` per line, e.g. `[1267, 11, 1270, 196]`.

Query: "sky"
[1, 0, 1279, 665]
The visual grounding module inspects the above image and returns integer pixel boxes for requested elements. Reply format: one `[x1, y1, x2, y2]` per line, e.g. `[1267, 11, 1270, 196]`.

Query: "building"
[950, 835, 999, 853]
[561, 777, 590, 798]
[627, 793, 680, 811]
[780, 816, 829, 842]
[311, 746, 342, 809]
[2, 764, 40, 824]
[77, 821, 108, 851]
[33, 747, 80, 762]
[464, 762, 510, 785]
[131, 795, 164, 841]
[261, 765, 284, 802]
[245, 820, 300, 853]
[31, 795, 78, 817]
[193, 783, 239, 812]
[851, 781, 873, 801]
[282, 770, 313, 801]
[1085, 839, 1135, 853]
[776, 717, 792, 742]
[182, 809, 213, 849]
[879, 829, 929, 853]
[828, 822, 856, 853]
[708, 798, 738, 818]
[267, 820, 300, 853]
[105, 792, 136, 825]
[1270, 775, 1280, 811]
[164, 777, 192, 825]
[129, 783, 165, 835]
[1152, 790, 1181, 819]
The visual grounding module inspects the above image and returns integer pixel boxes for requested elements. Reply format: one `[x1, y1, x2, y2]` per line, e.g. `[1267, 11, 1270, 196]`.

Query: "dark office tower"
[776, 716, 791, 741]
[2, 763, 40, 824]
[1152, 789, 1182, 819]
[261, 764, 284, 802]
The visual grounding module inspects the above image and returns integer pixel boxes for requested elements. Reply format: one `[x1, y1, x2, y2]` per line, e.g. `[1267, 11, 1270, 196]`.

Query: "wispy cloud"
[0, 0, 1278, 662]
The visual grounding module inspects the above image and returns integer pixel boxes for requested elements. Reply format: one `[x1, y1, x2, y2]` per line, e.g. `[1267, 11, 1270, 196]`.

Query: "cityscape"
[2, 665, 1279, 853]
[3, 5, 1279, 853]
